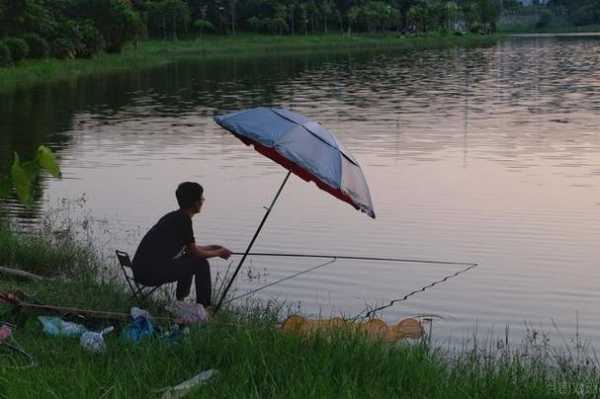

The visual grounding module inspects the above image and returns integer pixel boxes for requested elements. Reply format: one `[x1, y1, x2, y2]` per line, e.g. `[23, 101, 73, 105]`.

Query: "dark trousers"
[133, 256, 212, 306]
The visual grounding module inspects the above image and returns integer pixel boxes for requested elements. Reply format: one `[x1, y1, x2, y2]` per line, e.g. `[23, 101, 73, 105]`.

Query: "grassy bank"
[1, 226, 599, 398]
[0, 33, 503, 95]
[0, 222, 98, 278]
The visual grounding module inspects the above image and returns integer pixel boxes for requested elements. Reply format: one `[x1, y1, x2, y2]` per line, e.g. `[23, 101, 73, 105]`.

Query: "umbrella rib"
[270, 108, 354, 161]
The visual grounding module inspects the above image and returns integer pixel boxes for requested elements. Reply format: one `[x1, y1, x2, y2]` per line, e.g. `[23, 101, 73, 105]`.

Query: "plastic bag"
[0, 324, 12, 343]
[38, 316, 88, 337]
[157, 369, 218, 399]
[80, 327, 114, 353]
[131, 307, 152, 321]
[122, 307, 154, 343]
[165, 302, 208, 325]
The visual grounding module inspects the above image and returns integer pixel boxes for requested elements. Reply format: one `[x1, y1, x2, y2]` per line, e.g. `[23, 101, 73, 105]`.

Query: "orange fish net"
[281, 315, 424, 342]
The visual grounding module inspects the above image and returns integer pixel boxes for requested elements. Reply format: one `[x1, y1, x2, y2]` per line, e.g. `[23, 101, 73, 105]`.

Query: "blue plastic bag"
[121, 307, 154, 343]
[38, 316, 87, 337]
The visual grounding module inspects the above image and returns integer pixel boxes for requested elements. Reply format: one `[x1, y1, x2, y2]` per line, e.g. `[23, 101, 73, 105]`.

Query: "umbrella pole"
[215, 170, 292, 313]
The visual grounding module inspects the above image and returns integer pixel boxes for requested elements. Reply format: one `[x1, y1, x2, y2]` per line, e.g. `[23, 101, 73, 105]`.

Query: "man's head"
[176, 182, 204, 214]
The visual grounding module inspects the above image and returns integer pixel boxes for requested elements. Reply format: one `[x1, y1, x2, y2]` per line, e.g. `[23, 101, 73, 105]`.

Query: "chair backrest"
[115, 250, 133, 269]
[116, 250, 140, 296]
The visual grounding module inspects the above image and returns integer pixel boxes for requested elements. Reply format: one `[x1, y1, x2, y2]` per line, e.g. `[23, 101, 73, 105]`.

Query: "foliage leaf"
[11, 153, 33, 205]
[36, 145, 62, 178]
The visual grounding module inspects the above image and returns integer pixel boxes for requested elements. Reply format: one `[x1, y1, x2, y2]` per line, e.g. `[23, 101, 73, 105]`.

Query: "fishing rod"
[221, 253, 478, 308]
[358, 262, 479, 320]
[0, 293, 175, 323]
[231, 252, 477, 267]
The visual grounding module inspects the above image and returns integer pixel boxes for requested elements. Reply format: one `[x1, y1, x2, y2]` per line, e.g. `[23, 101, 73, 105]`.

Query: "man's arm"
[185, 243, 232, 260]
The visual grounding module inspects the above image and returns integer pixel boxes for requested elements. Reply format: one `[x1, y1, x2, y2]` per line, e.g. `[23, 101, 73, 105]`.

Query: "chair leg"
[136, 284, 161, 302]
[146, 286, 161, 297]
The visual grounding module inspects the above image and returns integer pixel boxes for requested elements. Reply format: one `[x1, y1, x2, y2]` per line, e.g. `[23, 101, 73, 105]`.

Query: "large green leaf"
[11, 153, 33, 205]
[36, 145, 62, 178]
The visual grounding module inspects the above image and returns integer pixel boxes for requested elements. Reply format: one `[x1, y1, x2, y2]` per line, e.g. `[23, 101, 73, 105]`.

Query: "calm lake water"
[2, 35, 600, 346]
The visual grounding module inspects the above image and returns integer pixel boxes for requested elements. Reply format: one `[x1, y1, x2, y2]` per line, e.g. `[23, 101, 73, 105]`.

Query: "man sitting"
[132, 182, 232, 307]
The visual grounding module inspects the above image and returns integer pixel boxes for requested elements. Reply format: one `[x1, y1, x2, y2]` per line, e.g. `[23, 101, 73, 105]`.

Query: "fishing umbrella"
[213, 107, 375, 311]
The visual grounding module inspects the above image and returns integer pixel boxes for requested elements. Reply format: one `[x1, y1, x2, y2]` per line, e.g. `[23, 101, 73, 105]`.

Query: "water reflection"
[2, 36, 600, 345]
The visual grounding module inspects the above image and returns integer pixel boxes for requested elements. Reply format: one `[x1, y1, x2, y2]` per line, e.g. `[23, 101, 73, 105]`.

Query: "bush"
[4, 38, 29, 63]
[469, 22, 482, 34]
[22, 33, 50, 59]
[78, 22, 106, 58]
[52, 38, 78, 59]
[0, 42, 12, 67]
[51, 20, 82, 59]
[193, 19, 215, 34]
[248, 16, 263, 32]
[90, 0, 143, 53]
[536, 9, 553, 29]
[572, 5, 596, 26]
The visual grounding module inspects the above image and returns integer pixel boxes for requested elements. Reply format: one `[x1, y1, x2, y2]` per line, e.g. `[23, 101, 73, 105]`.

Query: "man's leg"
[175, 274, 193, 301]
[171, 256, 211, 305]
[194, 258, 211, 307]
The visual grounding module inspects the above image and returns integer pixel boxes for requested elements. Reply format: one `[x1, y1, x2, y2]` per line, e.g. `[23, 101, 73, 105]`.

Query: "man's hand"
[201, 244, 233, 259]
[189, 244, 233, 260]
[218, 247, 232, 260]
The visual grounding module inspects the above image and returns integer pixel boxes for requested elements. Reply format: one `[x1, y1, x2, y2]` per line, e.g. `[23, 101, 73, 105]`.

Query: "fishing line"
[358, 263, 479, 320]
[231, 252, 474, 266]
[223, 259, 338, 305]
[223, 253, 478, 308]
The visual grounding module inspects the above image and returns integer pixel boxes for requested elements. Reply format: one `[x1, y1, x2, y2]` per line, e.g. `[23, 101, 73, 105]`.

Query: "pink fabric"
[0, 325, 12, 343]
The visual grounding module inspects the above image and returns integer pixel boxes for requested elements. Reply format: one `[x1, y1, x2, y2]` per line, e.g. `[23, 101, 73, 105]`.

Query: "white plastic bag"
[165, 302, 208, 325]
[80, 327, 114, 353]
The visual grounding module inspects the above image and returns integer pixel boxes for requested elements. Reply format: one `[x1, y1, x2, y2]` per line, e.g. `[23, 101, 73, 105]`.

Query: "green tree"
[446, 1, 460, 31]
[0, 0, 56, 37]
[147, 0, 190, 40]
[407, 3, 431, 33]
[88, 0, 143, 52]
[478, 0, 500, 32]
[462, 0, 482, 32]
[320, 0, 335, 33]
[228, 0, 238, 34]
[273, 3, 289, 34]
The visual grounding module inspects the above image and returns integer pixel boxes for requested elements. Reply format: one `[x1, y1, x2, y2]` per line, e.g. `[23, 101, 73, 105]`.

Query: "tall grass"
[0, 197, 117, 281]
[0, 222, 98, 278]
[0, 33, 503, 94]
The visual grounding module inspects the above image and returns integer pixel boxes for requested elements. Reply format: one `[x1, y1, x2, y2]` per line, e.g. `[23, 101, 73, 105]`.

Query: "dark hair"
[176, 182, 204, 209]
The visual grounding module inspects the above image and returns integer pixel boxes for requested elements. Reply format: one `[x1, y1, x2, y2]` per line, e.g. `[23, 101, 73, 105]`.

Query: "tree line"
[546, 0, 600, 26]
[0, 0, 504, 66]
[501, 0, 600, 29]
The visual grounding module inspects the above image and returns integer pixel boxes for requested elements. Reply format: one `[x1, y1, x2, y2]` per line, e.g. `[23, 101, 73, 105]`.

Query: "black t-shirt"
[132, 209, 195, 267]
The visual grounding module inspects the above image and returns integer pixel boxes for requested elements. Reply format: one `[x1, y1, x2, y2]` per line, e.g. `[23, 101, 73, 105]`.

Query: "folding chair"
[115, 250, 161, 301]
